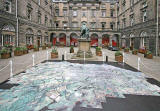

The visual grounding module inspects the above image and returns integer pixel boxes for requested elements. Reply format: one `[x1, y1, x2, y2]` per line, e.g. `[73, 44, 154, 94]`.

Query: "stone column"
[109, 36, 112, 46]
[98, 37, 102, 47]
[66, 36, 70, 47]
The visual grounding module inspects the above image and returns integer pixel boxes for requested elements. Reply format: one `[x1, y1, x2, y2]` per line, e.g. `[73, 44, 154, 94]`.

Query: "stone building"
[49, 0, 120, 47]
[0, 0, 54, 48]
[117, 0, 160, 55]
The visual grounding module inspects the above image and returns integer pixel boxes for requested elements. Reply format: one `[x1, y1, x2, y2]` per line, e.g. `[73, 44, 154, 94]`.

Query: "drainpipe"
[156, 0, 159, 56]
[16, 0, 19, 47]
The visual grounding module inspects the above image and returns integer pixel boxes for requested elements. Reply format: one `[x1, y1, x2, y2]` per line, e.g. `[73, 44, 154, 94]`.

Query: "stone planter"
[34, 48, 39, 52]
[1, 53, 11, 59]
[51, 52, 58, 58]
[145, 54, 153, 59]
[48, 46, 51, 48]
[96, 51, 102, 56]
[124, 49, 129, 53]
[130, 46, 133, 50]
[42, 46, 46, 50]
[115, 55, 123, 62]
[139, 49, 146, 54]
[14, 51, 23, 56]
[27, 45, 34, 50]
[132, 51, 137, 55]
[23, 50, 28, 54]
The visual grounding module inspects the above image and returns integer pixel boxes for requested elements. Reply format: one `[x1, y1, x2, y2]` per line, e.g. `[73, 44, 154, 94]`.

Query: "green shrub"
[125, 48, 130, 50]
[52, 47, 58, 53]
[96, 47, 101, 51]
[146, 51, 152, 55]
[70, 46, 74, 49]
[0, 48, 10, 54]
[14, 47, 23, 51]
[22, 46, 27, 51]
[115, 51, 122, 56]
[34, 45, 38, 49]
[132, 49, 138, 52]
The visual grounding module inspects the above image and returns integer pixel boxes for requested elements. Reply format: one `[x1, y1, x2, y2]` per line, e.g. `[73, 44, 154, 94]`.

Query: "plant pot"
[139, 49, 146, 54]
[42, 46, 46, 50]
[115, 55, 123, 62]
[34, 48, 39, 52]
[145, 54, 153, 59]
[23, 50, 28, 54]
[70, 48, 74, 53]
[14, 51, 23, 56]
[124, 49, 129, 52]
[1, 53, 11, 59]
[132, 51, 137, 55]
[130, 46, 133, 50]
[48, 46, 51, 48]
[51, 52, 58, 58]
[96, 51, 102, 56]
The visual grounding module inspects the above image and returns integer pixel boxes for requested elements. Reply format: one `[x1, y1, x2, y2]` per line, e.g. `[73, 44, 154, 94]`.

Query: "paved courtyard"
[0, 47, 160, 83]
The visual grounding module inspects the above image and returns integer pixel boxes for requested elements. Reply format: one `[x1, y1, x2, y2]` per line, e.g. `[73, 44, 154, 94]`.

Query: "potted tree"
[70, 46, 74, 53]
[124, 48, 129, 53]
[51, 47, 58, 58]
[47, 43, 52, 48]
[0, 48, 11, 59]
[144, 51, 153, 59]
[23, 46, 28, 54]
[115, 51, 123, 62]
[14, 47, 23, 56]
[132, 49, 138, 55]
[34, 45, 39, 52]
[96, 47, 102, 56]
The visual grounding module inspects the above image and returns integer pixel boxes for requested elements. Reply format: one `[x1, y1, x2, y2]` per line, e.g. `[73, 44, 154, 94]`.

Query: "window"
[130, 0, 134, 6]
[37, 11, 41, 24]
[27, 4, 32, 20]
[45, 15, 48, 26]
[63, 10, 67, 16]
[82, 11, 86, 17]
[3, 35, 13, 46]
[130, 14, 134, 26]
[91, 10, 96, 17]
[90, 22, 96, 28]
[122, 18, 126, 28]
[143, 10, 147, 22]
[38, 0, 41, 5]
[45, 0, 48, 5]
[50, 20, 52, 27]
[110, 23, 114, 30]
[63, 22, 67, 28]
[4, 0, 11, 13]
[73, 10, 77, 17]
[55, 9, 59, 16]
[50, 6, 53, 15]
[102, 10, 106, 17]
[110, 10, 114, 17]
[55, 22, 59, 28]
[101, 22, 106, 28]
[26, 37, 33, 45]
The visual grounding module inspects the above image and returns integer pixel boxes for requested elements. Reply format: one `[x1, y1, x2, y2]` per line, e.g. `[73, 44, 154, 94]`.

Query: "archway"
[70, 33, 78, 46]
[26, 28, 34, 46]
[1, 24, 15, 46]
[129, 33, 135, 49]
[102, 34, 110, 47]
[112, 34, 119, 47]
[59, 33, 66, 46]
[50, 33, 56, 45]
[140, 31, 148, 49]
[91, 33, 98, 47]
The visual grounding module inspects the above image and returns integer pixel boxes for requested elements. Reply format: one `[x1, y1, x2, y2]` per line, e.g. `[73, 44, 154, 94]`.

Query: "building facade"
[0, 0, 54, 48]
[117, 0, 160, 55]
[49, 0, 120, 47]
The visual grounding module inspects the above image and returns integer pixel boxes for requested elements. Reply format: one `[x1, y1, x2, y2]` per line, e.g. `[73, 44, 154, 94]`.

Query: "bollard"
[138, 57, 140, 71]
[84, 52, 86, 62]
[47, 51, 49, 61]
[10, 60, 13, 78]
[106, 56, 108, 62]
[123, 52, 125, 65]
[32, 54, 35, 66]
[62, 54, 64, 61]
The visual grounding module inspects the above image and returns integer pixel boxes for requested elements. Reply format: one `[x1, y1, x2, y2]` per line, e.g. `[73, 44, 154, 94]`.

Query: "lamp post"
[156, 0, 159, 56]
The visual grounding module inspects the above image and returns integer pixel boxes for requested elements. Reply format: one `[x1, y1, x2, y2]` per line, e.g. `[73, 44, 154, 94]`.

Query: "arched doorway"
[102, 34, 110, 47]
[44, 32, 49, 44]
[121, 35, 126, 48]
[1, 24, 15, 47]
[70, 33, 78, 46]
[50, 33, 56, 46]
[129, 33, 135, 50]
[91, 33, 98, 47]
[59, 33, 66, 46]
[37, 30, 42, 47]
[26, 28, 34, 46]
[140, 31, 148, 49]
[112, 34, 119, 47]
